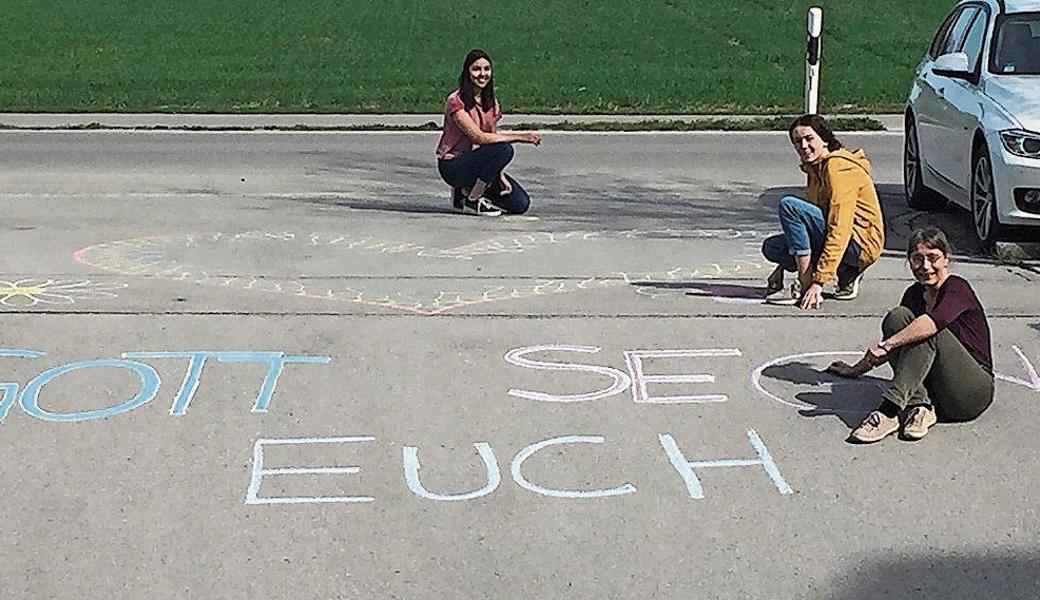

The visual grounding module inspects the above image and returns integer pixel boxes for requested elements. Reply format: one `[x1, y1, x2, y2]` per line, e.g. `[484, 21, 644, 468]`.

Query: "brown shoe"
[849, 410, 900, 443]
[902, 405, 937, 440]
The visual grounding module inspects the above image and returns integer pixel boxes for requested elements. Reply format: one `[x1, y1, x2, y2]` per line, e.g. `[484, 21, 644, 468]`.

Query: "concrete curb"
[0, 113, 905, 132]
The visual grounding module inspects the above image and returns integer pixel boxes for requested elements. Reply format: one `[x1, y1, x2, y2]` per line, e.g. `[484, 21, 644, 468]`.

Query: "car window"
[959, 9, 988, 72]
[941, 7, 980, 56]
[929, 8, 963, 58]
[990, 14, 1040, 75]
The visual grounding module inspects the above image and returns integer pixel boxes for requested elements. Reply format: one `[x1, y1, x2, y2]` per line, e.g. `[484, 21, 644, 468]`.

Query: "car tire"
[970, 143, 1006, 250]
[904, 114, 947, 211]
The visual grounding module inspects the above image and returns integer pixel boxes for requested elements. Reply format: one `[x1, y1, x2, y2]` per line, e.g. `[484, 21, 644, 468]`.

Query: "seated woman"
[828, 228, 995, 443]
[763, 114, 885, 308]
[435, 49, 542, 217]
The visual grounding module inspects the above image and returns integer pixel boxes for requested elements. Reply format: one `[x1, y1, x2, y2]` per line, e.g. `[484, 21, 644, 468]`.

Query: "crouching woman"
[828, 228, 994, 443]
[763, 114, 885, 308]
[435, 49, 541, 217]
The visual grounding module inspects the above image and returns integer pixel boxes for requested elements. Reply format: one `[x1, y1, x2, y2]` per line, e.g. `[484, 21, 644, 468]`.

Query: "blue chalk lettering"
[658, 429, 793, 499]
[0, 383, 19, 424]
[123, 351, 331, 415]
[20, 359, 160, 422]
[0, 349, 46, 360]
[0, 349, 46, 424]
[123, 351, 224, 416]
[213, 352, 331, 412]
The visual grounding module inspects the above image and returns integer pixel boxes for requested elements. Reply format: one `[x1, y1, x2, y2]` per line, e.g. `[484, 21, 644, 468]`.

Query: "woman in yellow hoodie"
[762, 114, 885, 309]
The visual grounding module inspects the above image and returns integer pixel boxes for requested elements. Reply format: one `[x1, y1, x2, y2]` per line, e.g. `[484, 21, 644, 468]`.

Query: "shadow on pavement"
[759, 361, 884, 428]
[683, 282, 764, 300]
[828, 552, 1040, 599]
[287, 196, 460, 215]
[299, 150, 779, 230]
[291, 150, 1022, 255]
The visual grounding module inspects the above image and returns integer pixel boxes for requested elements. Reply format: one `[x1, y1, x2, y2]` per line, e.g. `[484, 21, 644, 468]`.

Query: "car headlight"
[1000, 129, 1040, 159]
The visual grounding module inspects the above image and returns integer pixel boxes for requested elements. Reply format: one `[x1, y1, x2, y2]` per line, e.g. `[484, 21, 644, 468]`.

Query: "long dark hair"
[457, 48, 496, 111]
[788, 114, 842, 151]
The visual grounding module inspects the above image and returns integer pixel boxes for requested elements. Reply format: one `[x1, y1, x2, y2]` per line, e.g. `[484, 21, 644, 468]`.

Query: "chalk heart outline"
[74, 229, 768, 315]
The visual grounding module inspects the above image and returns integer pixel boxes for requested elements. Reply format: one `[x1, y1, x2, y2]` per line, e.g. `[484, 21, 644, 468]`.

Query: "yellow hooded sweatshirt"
[802, 148, 885, 285]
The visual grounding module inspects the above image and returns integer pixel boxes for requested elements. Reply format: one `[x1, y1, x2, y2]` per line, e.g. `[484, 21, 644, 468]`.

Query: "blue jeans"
[437, 143, 530, 214]
[761, 196, 861, 272]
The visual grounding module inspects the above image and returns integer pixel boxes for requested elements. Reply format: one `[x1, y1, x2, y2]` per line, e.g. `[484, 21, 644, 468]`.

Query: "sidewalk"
[0, 113, 906, 131]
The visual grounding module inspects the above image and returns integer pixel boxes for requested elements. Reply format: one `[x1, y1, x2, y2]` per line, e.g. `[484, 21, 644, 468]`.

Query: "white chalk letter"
[624, 349, 741, 403]
[995, 345, 1040, 392]
[511, 435, 636, 499]
[246, 436, 375, 505]
[659, 429, 793, 499]
[505, 345, 631, 403]
[403, 442, 500, 501]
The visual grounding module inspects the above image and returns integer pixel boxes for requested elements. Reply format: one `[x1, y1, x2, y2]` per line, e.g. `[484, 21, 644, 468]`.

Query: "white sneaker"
[765, 281, 802, 305]
[464, 198, 502, 217]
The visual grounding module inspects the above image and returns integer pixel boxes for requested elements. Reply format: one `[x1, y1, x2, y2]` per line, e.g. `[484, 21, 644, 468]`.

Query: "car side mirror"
[932, 52, 973, 80]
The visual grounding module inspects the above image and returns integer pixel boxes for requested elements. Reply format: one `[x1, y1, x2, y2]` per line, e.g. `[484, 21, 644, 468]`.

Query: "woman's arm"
[862, 313, 938, 366]
[813, 162, 861, 286]
[798, 163, 861, 310]
[829, 314, 938, 378]
[451, 110, 540, 146]
[879, 314, 938, 352]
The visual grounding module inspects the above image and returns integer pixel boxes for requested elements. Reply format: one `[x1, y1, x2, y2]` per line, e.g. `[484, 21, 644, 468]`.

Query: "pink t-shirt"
[435, 90, 502, 159]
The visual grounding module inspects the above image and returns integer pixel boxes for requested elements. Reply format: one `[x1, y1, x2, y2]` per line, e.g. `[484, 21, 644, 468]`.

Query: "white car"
[905, 0, 1040, 247]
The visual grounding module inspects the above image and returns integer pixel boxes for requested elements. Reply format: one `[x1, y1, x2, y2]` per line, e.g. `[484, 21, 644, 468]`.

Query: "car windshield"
[991, 14, 1040, 75]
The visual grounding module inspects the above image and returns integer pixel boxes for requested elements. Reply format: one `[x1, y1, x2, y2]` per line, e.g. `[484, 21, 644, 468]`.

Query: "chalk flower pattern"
[0, 279, 128, 307]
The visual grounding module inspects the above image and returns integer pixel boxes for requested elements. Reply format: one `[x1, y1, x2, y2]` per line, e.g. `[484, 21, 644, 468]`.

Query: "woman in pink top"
[436, 49, 542, 217]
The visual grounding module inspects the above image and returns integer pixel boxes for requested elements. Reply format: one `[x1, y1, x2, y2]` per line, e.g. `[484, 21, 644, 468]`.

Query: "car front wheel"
[971, 144, 1006, 249]
[904, 114, 947, 211]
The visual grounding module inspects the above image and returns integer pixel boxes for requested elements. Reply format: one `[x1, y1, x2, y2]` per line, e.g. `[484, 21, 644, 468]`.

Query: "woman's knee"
[499, 176, 529, 214]
[505, 194, 530, 214]
[484, 142, 514, 163]
[761, 234, 787, 262]
[882, 305, 915, 337]
[437, 161, 462, 187]
[777, 195, 803, 216]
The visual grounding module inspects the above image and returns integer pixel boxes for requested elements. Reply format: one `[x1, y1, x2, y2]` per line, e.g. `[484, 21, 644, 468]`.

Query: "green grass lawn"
[0, 1, 953, 114]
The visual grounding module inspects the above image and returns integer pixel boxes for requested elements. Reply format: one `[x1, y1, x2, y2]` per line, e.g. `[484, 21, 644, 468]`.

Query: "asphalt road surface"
[1, 131, 1039, 599]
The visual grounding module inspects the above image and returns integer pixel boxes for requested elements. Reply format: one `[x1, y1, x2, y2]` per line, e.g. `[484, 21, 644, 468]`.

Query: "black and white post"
[804, 7, 823, 114]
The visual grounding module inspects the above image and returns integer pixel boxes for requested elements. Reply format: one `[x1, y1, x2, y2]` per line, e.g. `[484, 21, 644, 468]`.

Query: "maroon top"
[899, 275, 993, 372]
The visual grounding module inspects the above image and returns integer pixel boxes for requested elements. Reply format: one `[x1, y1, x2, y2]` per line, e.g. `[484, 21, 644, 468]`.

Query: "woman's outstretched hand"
[829, 345, 888, 378]
[524, 132, 542, 146]
[827, 360, 866, 378]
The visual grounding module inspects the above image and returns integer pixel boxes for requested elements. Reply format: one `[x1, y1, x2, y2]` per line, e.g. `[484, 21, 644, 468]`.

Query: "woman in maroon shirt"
[435, 49, 542, 217]
[828, 228, 995, 443]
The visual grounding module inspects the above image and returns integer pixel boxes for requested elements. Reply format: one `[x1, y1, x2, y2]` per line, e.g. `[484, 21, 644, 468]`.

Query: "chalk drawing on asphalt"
[0, 279, 127, 308]
[72, 229, 770, 315]
[753, 347, 1040, 414]
[659, 429, 793, 499]
[245, 431, 796, 505]
[246, 436, 376, 505]
[751, 351, 888, 415]
[0, 349, 332, 425]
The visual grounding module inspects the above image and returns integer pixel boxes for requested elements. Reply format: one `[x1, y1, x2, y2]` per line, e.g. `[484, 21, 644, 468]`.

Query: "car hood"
[984, 76, 1040, 131]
